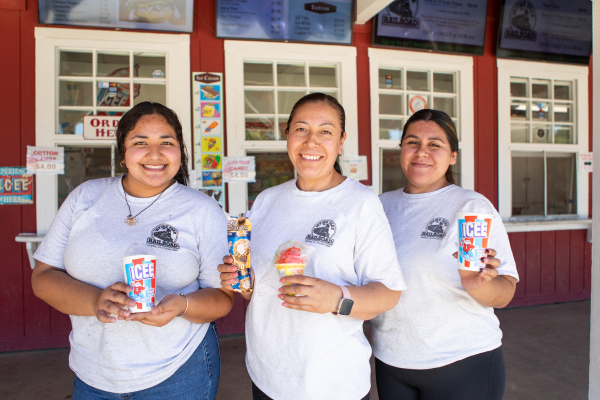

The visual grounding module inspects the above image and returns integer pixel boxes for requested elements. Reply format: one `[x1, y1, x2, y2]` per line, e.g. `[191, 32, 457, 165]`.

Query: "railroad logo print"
[147, 223, 180, 251]
[420, 217, 449, 240]
[306, 219, 337, 247]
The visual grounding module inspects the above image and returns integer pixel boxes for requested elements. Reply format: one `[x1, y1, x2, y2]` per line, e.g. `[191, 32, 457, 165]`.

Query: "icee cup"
[272, 240, 315, 295]
[457, 199, 494, 272]
[122, 254, 157, 313]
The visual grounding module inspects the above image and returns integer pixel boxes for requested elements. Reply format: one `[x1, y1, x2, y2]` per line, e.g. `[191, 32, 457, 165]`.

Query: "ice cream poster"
[202, 171, 223, 187]
[200, 188, 224, 208]
[200, 85, 221, 100]
[201, 102, 220, 118]
[201, 154, 222, 170]
[201, 137, 222, 153]
[201, 119, 221, 136]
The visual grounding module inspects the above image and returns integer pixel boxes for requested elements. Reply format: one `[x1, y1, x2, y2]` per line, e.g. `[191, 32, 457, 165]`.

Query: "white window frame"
[35, 27, 191, 233]
[497, 59, 589, 229]
[224, 40, 358, 215]
[368, 48, 475, 194]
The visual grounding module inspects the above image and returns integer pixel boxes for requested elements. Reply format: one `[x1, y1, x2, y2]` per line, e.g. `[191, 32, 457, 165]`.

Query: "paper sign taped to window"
[222, 156, 256, 183]
[339, 156, 368, 181]
[579, 152, 593, 172]
[26, 146, 65, 174]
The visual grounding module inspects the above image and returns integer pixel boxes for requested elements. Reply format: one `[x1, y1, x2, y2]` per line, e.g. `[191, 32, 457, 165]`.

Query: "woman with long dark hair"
[31, 102, 234, 399]
[373, 109, 519, 400]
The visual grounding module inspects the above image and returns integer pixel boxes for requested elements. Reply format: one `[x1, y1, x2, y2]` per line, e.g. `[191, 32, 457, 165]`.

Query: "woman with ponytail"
[372, 109, 519, 400]
[218, 93, 406, 400]
[31, 102, 233, 399]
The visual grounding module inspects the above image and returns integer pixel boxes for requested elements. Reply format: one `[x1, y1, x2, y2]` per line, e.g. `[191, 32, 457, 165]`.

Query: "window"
[369, 48, 475, 194]
[35, 28, 190, 232]
[225, 41, 358, 215]
[497, 60, 589, 223]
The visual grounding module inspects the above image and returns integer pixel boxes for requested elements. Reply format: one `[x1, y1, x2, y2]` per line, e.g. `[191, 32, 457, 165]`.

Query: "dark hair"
[400, 109, 459, 185]
[116, 102, 190, 186]
[285, 93, 346, 175]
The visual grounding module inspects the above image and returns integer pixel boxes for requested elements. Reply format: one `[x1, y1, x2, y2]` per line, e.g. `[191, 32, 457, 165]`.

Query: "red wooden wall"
[0, 0, 593, 350]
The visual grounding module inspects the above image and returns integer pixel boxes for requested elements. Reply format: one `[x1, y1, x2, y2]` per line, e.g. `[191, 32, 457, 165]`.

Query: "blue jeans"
[73, 322, 221, 400]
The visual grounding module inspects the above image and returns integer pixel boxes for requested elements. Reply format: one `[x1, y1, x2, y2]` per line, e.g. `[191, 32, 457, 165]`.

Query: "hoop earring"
[120, 161, 126, 168]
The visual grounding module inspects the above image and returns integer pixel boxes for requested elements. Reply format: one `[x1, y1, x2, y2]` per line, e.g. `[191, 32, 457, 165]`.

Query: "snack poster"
[193, 72, 225, 208]
[0, 167, 33, 205]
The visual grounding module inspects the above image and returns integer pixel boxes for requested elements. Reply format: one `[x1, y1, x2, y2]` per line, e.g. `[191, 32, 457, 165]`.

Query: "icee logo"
[129, 261, 155, 281]
[461, 221, 488, 239]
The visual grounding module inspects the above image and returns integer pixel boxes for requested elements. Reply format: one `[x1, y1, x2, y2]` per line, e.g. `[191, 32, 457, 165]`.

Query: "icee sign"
[461, 221, 488, 239]
[128, 260, 155, 281]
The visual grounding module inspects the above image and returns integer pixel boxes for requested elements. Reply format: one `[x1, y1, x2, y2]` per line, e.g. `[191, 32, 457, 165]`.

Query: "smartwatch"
[336, 285, 354, 316]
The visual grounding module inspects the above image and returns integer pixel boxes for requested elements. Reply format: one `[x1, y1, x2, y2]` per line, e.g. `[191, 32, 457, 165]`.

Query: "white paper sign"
[26, 146, 64, 174]
[579, 152, 593, 172]
[222, 157, 256, 183]
[339, 156, 368, 181]
[83, 115, 120, 140]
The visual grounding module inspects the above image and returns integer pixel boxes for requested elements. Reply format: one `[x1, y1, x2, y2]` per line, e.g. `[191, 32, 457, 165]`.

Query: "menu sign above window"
[216, 0, 353, 45]
[373, 0, 489, 55]
[497, 0, 592, 65]
[38, 0, 194, 33]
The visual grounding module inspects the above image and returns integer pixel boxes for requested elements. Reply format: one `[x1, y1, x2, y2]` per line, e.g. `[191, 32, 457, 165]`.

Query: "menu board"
[497, 0, 592, 65]
[373, 0, 489, 55]
[216, 0, 353, 44]
[193, 72, 226, 209]
[38, 0, 194, 32]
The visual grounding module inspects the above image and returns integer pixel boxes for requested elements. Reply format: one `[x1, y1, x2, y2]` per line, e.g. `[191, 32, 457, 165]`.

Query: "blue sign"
[0, 167, 33, 205]
[216, 0, 353, 45]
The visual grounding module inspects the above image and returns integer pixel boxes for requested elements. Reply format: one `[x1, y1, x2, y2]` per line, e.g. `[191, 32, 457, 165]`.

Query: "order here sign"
[83, 115, 120, 140]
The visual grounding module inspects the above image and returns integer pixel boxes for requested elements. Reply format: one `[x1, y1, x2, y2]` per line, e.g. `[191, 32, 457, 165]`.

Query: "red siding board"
[50, 309, 72, 336]
[569, 230, 585, 292]
[22, 255, 52, 338]
[540, 230, 556, 296]
[354, 22, 373, 186]
[525, 231, 541, 296]
[509, 232, 526, 299]
[555, 230, 571, 294]
[585, 241, 592, 292]
[221, 293, 246, 325]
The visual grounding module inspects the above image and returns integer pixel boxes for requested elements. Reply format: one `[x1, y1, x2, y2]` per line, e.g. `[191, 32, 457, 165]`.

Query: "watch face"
[339, 299, 354, 316]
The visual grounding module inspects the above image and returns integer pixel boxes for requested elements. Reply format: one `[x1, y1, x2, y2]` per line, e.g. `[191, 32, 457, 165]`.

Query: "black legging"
[252, 382, 370, 400]
[375, 346, 506, 400]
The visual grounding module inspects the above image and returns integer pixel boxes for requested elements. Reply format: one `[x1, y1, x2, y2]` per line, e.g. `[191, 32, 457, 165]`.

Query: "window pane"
[278, 91, 305, 114]
[58, 110, 90, 135]
[134, 53, 166, 78]
[546, 153, 577, 215]
[511, 124, 528, 143]
[380, 119, 403, 140]
[245, 117, 275, 140]
[380, 94, 403, 115]
[59, 81, 94, 106]
[532, 124, 552, 143]
[381, 149, 407, 193]
[245, 90, 274, 114]
[278, 117, 288, 141]
[59, 147, 112, 206]
[554, 125, 573, 144]
[248, 152, 295, 209]
[408, 94, 429, 115]
[433, 73, 454, 93]
[531, 79, 551, 99]
[511, 152, 544, 216]
[554, 81, 572, 100]
[97, 83, 132, 107]
[277, 64, 305, 87]
[510, 100, 528, 120]
[554, 103, 572, 122]
[433, 97, 455, 117]
[135, 84, 166, 105]
[309, 65, 337, 88]
[244, 63, 273, 86]
[59, 51, 92, 77]
[531, 102, 549, 121]
[510, 77, 528, 97]
[407, 71, 428, 91]
[379, 69, 402, 89]
[97, 52, 130, 77]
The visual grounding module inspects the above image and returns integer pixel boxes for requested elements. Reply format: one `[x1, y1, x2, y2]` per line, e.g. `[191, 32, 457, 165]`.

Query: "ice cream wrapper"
[228, 216, 253, 293]
[457, 211, 493, 271]
[123, 255, 156, 313]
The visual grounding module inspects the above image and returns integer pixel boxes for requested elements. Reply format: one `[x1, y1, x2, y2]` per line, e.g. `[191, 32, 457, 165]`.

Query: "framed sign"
[496, 0, 592, 65]
[38, 0, 195, 33]
[373, 0, 489, 55]
[216, 0, 353, 45]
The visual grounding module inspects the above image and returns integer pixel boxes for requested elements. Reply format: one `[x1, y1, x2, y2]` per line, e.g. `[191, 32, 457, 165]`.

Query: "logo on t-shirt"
[305, 219, 336, 247]
[147, 223, 180, 250]
[420, 218, 449, 240]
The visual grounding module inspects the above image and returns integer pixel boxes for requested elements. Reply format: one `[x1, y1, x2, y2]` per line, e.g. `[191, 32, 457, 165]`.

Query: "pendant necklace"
[122, 179, 169, 227]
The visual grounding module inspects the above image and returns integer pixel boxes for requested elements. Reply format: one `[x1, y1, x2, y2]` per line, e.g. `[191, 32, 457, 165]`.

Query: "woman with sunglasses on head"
[31, 102, 233, 399]
[218, 93, 406, 400]
[372, 109, 519, 400]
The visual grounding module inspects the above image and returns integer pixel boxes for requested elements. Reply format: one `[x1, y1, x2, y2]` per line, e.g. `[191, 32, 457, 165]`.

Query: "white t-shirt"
[34, 177, 227, 393]
[245, 178, 406, 400]
[372, 185, 519, 370]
